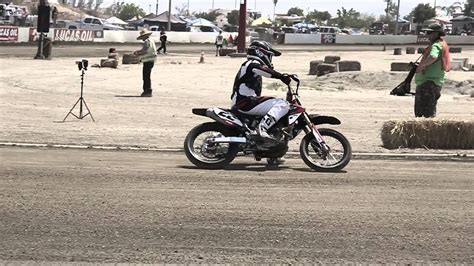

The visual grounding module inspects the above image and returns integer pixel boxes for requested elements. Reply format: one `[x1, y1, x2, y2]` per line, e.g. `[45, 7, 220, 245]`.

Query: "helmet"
[247, 41, 281, 68]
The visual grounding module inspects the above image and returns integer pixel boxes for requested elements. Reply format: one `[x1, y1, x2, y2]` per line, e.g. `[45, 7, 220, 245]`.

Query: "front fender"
[309, 114, 341, 125]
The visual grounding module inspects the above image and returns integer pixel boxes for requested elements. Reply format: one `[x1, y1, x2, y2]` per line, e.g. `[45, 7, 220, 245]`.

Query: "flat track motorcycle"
[184, 75, 352, 171]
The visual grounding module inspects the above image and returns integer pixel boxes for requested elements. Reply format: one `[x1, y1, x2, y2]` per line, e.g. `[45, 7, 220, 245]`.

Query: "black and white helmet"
[246, 41, 281, 69]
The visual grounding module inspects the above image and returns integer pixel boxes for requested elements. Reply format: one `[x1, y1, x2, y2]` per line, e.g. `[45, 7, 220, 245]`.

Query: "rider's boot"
[257, 114, 277, 140]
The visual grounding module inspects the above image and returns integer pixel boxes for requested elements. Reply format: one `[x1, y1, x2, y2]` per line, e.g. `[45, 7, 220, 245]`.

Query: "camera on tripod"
[76, 59, 89, 71]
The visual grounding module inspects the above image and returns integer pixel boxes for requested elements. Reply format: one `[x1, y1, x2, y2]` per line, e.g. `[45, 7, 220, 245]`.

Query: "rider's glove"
[280, 74, 292, 85]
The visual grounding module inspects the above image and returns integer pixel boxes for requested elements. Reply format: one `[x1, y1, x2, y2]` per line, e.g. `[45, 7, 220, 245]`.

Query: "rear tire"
[300, 128, 351, 171]
[184, 122, 240, 169]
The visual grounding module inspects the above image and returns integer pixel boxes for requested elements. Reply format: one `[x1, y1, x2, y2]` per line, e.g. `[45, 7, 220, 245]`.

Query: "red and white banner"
[0, 26, 19, 42]
[54, 29, 95, 42]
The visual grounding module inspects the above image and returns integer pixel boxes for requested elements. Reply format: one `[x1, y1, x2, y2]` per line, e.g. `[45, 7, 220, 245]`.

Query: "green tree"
[305, 10, 332, 23]
[464, 0, 473, 16]
[334, 7, 360, 29]
[383, 0, 398, 17]
[94, 0, 103, 11]
[193, 10, 221, 22]
[117, 3, 145, 21]
[287, 7, 304, 16]
[408, 3, 436, 24]
[227, 10, 239, 26]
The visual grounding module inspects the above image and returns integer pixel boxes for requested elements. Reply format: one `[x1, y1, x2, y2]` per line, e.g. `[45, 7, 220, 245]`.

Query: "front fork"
[302, 113, 330, 156]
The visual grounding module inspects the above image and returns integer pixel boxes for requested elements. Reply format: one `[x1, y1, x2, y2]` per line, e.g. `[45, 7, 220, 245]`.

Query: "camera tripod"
[62, 68, 95, 122]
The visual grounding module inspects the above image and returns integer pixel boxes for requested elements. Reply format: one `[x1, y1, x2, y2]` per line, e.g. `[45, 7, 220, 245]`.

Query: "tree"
[193, 10, 221, 22]
[334, 7, 360, 29]
[408, 3, 436, 24]
[175, 3, 189, 16]
[227, 10, 239, 26]
[464, 0, 473, 16]
[306, 10, 332, 24]
[87, 0, 94, 10]
[117, 3, 145, 21]
[383, 0, 398, 17]
[287, 7, 304, 16]
[94, 0, 103, 11]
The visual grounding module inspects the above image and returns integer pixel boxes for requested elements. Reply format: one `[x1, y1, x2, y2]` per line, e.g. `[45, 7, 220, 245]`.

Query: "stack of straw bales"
[381, 119, 474, 149]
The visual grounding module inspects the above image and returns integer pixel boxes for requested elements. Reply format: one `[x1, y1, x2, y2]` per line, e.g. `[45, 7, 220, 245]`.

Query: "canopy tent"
[106, 16, 128, 25]
[251, 17, 272, 26]
[190, 18, 215, 27]
[143, 11, 187, 31]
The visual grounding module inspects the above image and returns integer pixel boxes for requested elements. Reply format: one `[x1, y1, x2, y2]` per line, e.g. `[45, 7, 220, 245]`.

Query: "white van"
[318, 26, 344, 34]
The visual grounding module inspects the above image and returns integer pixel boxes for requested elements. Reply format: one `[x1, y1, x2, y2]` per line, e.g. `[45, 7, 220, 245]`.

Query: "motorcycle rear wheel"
[300, 128, 352, 171]
[184, 122, 240, 169]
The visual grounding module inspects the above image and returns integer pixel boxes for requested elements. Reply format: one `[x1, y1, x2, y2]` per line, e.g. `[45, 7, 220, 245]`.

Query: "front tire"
[300, 128, 352, 171]
[184, 122, 240, 169]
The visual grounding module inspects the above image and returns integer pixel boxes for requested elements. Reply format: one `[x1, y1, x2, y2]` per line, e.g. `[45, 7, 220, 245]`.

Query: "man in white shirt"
[215, 30, 224, 56]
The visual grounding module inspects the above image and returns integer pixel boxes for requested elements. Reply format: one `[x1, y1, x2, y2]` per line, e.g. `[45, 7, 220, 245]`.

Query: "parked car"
[318, 26, 345, 34]
[65, 16, 123, 30]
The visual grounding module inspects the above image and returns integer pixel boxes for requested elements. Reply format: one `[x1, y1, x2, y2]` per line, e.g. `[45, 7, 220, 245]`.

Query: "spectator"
[51, 6, 58, 28]
[133, 29, 157, 97]
[157, 30, 167, 54]
[215, 30, 224, 56]
[414, 24, 451, 118]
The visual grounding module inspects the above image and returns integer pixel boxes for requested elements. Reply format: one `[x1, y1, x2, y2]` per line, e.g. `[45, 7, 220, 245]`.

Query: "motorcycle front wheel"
[184, 122, 240, 169]
[299, 128, 352, 171]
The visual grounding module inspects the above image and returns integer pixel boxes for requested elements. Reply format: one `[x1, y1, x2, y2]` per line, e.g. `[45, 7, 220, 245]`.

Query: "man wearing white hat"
[134, 29, 157, 97]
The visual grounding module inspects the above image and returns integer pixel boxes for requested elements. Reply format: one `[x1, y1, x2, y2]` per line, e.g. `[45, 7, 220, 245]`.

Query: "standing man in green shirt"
[134, 29, 157, 97]
[414, 24, 451, 118]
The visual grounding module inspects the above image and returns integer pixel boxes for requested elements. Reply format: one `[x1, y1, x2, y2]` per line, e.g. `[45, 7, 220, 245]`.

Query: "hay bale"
[324, 56, 341, 64]
[336, 61, 361, 72]
[100, 59, 118, 68]
[417, 47, 425, 54]
[122, 53, 140, 64]
[381, 119, 474, 149]
[391, 62, 411, 71]
[449, 47, 462, 53]
[309, 60, 324, 75]
[219, 48, 237, 56]
[316, 63, 337, 76]
[394, 48, 402, 55]
[406, 47, 416, 54]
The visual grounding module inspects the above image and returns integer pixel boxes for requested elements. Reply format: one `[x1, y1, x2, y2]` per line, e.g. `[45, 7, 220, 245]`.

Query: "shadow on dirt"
[179, 164, 347, 173]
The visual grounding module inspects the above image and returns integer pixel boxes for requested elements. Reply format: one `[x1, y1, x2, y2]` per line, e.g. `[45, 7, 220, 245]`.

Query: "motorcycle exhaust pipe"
[209, 137, 247, 144]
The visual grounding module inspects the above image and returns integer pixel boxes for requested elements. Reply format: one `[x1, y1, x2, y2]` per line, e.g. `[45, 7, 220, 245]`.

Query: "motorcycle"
[184, 75, 352, 171]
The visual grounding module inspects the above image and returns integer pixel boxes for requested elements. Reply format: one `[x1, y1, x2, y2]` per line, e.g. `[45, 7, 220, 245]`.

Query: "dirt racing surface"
[0, 147, 473, 264]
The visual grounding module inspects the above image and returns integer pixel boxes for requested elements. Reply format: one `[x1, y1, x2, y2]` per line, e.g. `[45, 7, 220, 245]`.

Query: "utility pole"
[237, 0, 246, 53]
[167, 0, 171, 31]
[212, 0, 215, 9]
[395, 0, 400, 35]
[155, 0, 159, 15]
[187, 0, 190, 16]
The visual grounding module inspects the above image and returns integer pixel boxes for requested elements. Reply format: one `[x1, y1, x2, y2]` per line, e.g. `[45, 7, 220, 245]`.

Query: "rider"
[231, 41, 292, 139]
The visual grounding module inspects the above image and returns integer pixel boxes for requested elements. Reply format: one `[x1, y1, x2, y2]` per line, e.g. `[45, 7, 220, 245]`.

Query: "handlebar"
[285, 74, 300, 101]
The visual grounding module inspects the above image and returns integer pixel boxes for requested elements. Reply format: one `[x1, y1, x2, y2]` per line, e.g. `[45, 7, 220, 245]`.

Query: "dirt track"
[0, 147, 472, 263]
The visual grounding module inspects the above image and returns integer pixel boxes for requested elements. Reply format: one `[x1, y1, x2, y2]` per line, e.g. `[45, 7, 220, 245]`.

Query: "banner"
[93, 30, 104, 39]
[416, 35, 430, 44]
[54, 29, 95, 42]
[0, 26, 19, 42]
[321, 34, 336, 44]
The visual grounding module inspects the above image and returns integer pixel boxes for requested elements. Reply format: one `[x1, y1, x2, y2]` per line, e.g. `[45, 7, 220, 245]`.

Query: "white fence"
[1, 27, 473, 45]
[284, 33, 474, 45]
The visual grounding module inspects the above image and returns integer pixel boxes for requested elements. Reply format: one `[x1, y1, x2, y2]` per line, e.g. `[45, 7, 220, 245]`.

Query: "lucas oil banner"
[0, 26, 19, 42]
[54, 29, 95, 42]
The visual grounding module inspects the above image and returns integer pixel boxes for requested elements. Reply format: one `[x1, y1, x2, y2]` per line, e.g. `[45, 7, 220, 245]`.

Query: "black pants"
[157, 42, 166, 53]
[414, 81, 441, 118]
[142, 61, 154, 93]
